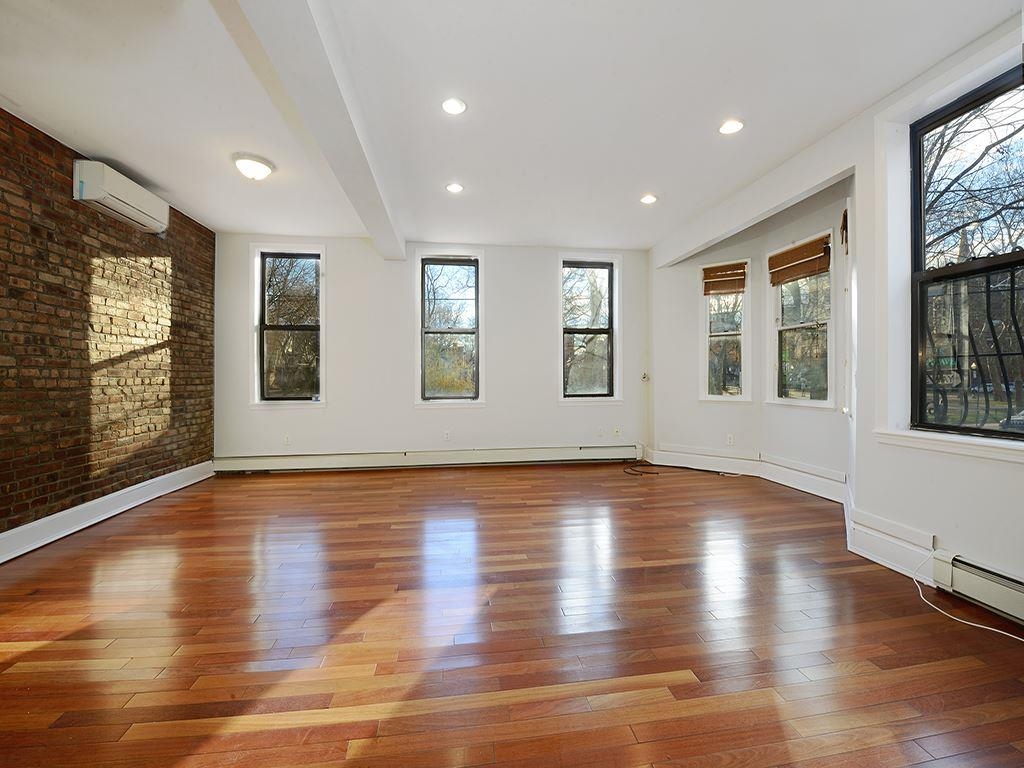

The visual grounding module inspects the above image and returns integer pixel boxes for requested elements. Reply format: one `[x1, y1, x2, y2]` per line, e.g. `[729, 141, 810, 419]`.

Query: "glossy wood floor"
[1, 463, 1023, 767]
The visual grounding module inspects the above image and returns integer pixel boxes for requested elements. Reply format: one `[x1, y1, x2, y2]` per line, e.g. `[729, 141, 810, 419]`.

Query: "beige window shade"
[702, 262, 747, 295]
[768, 235, 831, 286]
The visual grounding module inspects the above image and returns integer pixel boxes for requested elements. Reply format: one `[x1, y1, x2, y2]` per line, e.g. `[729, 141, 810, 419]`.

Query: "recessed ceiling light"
[446, 182, 464, 194]
[233, 153, 275, 181]
[442, 98, 467, 115]
[719, 119, 744, 135]
[640, 193, 658, 205]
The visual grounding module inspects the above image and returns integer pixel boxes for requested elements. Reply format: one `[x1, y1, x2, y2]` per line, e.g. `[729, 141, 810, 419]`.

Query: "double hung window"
[911, 67, 1024, 439]
[769, 236, 831, 402]
[561, 261, 614, 397]
[259, 252, 321, 401]
[703, 262, 747, 397]
[421, 258, 480, 400]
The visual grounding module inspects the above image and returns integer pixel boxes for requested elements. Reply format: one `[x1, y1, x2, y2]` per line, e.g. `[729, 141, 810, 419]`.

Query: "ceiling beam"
[214, 0, 405, 259]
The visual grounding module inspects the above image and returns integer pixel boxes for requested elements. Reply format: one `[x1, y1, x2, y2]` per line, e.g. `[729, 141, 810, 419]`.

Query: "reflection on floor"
[1, 462, 1023, 766]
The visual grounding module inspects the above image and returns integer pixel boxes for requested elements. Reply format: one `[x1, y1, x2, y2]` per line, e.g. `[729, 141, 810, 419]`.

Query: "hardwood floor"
[1, 462, 1022, 767]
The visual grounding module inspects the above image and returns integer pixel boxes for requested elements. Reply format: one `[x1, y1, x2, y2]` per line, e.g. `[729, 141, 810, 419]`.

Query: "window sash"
[421, 257, 479, 401]
[707, 334, 742, 397]
[777, 325, 829, 401]
[562, 329, 614, 397]
[561, 261, 614, 397]
[910, 65, 1024, 274]
[911, 252, 1024, 440]
[259, 252, 321, 402]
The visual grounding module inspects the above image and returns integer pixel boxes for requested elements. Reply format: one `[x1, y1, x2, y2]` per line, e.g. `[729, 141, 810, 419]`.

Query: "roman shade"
[768, 235, 831, 286]
[702, 262, 747, 295]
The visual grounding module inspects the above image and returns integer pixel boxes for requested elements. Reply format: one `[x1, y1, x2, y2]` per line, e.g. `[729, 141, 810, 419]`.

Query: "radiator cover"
[933, 550, 1024, 625]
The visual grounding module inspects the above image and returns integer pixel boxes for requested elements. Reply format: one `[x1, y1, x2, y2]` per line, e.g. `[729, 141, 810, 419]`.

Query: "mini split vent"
[72, 160, 169, 234]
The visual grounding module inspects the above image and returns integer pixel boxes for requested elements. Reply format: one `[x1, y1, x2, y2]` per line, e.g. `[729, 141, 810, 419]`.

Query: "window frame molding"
[558, 253, 620, 401]
[699, 258, 751, 403]
[249, 242, 327, 408]
[413, 246, 485, 407]
[909, 64, 1024, 442]
[765, 228, 837, 410]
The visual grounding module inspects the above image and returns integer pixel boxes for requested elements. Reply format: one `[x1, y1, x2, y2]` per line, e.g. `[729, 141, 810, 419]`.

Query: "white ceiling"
[326, 0, 1021, 250]
[0, 0, 366, 237]
[0, 1, 1020, 251]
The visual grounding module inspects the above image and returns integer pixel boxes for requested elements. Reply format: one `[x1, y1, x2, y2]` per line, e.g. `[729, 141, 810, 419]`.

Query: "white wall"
[215, 235, 649, 461]
[651, 181, 851, 498]
[649, 18, 1024, 582]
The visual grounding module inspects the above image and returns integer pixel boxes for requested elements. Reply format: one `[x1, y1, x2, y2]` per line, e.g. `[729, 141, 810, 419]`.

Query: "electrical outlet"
[443, 430, 451, 442]
[283, 434, 291, 446]
[726, 433, 735, 447]
[613, 426, 621, 436]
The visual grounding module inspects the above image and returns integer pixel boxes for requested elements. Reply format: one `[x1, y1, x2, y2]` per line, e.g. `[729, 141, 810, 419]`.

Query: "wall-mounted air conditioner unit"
[72, 160, 169, 234]
[933, 550, 1024, 625]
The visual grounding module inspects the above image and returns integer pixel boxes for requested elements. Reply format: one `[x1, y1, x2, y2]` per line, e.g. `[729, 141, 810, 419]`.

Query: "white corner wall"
[214, 235, 649, 464]
[650, 181, 851, 502]
[649, 16, 1024, 584]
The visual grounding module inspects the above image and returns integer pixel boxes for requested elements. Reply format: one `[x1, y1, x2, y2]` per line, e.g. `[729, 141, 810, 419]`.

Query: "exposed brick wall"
[0, 108, 214, 534]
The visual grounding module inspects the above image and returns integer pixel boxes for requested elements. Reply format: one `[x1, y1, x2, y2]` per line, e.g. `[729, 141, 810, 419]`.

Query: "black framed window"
[911, 66, 1024, 440]
[421, 258, 479, 400]
[259, 252, 321, 401]
[562, 261, 614, 397]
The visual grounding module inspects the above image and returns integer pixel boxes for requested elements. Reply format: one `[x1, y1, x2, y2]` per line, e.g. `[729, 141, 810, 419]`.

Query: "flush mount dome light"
[442, 97, 467, 115]
[640, 193, 658, 205]
[233, 153, 275, 181]
[446, 182, 464, 193]
[719, 118, 744, 135]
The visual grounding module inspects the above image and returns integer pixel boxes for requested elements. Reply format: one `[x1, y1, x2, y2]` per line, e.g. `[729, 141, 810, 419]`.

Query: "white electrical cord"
[911, 552, 1024, 644]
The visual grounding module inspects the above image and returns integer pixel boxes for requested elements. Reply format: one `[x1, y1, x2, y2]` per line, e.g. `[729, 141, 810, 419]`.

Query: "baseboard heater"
[933, 551, 1024, 625]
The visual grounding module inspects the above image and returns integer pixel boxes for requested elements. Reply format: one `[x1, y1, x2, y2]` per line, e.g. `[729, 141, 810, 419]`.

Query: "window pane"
[709, 293, 742, 334]
[263, 330, 319, 399]
[708, 336, 742, 396]
[265, 257, 319, 325]
[780, 273, 830, 327]
[921, 83, 1024, 270]
[424, 262, 477, 330]
[423, 333, 477, 399]
[778, 326, 828, 400]
[564, 333, 610, 395]
[562, 265, 610, 329]
[920, 266, 1024, 433]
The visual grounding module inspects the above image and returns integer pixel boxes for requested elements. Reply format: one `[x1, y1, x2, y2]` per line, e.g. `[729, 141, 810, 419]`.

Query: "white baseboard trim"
[650, 449, 760, 477]
[649, 448, 846, 503]
[760, 453, 846, 484]
[214, 444, 642, 473]
[0, 461, 214, 565]
[846, 506, 935, 586]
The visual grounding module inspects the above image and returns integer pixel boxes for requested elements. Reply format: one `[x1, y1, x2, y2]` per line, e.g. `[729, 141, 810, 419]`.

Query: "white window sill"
[875, 427, 1024, 465]
[764, 398, 836, 410]
[414, 399, 486, 409]
[250, 399, 327, 410]
[558, 396, 623, 406]
[700, 395, 752, 403]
